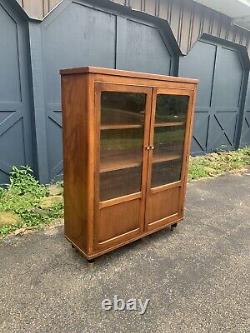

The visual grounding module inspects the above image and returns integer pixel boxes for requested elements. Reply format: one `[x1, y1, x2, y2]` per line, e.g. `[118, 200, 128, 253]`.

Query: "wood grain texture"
[179, 88, 197, 219]
[146, 187, 180, 227]
[96, 199, 141, 247]
[61, 67, 198, 259]
[61, 74, 89, 254]
[60, 66, 198, 84]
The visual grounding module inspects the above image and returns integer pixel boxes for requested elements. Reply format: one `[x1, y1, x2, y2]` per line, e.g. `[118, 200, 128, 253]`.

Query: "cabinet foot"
[71, 244, 78, 252]
[170, 223, 178, 231]
[87, 259, 95, 264]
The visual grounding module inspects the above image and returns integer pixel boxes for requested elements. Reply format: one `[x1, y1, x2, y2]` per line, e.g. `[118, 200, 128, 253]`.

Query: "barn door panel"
[179, 41, 216, 155]
[208, 46, 243, 152]
[0, 1, 33, 184]
[116, 17, 173, 75]
[179, 39, 245, 154]
[240, 77, 250, 146]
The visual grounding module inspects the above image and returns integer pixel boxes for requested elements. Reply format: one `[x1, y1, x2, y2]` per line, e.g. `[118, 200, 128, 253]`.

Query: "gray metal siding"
[16, 0, 62, 19]
[112, 0, 250, 56]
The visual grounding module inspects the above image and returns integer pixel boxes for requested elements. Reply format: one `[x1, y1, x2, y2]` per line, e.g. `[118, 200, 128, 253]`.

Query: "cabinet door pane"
[100, 167, 142, 201]
[101, 92, 145, 126]
[151, 95, 189, 188]
[155, 94, 189, 123]
[100, 92, 146, 201]
[153, 126, 186, 161]
[151, 160, 182, 188]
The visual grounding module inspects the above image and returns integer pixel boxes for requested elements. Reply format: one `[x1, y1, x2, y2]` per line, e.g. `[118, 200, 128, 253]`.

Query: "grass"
[0, 146, 249, 238]
[0, 167, 63, 238]
[189, 146, 250, 181]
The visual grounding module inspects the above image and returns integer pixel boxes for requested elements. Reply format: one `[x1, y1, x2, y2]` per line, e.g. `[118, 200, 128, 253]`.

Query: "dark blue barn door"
[179, 39, 245, 155]
[241, 78, 250, 146]
[0, 0, 33, 184]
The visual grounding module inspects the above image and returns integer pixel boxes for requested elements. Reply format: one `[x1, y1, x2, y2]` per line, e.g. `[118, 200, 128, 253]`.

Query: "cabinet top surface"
[60, 66, 198, 84]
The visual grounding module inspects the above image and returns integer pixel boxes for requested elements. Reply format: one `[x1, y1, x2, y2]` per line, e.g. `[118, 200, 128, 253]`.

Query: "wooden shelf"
[100, 152, 181, 173]
[101, 121, 185, 130]
[101, 124, 143, 130]
[154, 122, 185, 127]
[101, 122, 185, 130]
[100, 155, 141, 173]
[153, 153, 182, 164]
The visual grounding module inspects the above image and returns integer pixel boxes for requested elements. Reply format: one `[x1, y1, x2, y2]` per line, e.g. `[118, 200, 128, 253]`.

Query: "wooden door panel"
[146, 187, 181, 227]
[95, 199, 141, 249]
[145, 88, 194, 231]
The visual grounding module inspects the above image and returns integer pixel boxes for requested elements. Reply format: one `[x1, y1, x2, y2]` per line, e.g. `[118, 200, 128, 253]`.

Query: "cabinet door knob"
[145, 146, 155, 151]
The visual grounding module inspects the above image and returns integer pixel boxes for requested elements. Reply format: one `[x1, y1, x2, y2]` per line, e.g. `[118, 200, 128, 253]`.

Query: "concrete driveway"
[0, 171, 250, 333]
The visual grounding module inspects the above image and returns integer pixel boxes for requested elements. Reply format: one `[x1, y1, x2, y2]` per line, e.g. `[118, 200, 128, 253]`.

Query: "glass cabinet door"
[150, 94, 190, 188]
[99, 90, 148, 202]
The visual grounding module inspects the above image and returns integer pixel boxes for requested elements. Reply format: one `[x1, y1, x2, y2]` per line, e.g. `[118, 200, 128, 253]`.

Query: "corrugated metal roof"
[195, 0, 250, 30]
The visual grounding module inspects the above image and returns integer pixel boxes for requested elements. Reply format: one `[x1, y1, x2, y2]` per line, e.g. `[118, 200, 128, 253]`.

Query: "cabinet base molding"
[65, 218, 183, 261]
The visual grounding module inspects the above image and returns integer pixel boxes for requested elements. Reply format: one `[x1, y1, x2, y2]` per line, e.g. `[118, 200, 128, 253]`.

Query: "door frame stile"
[140, 87, 154, 232]
[144, 87, 158, 230]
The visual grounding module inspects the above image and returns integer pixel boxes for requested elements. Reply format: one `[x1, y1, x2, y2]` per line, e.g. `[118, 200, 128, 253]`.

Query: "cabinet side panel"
[61, 74, 88, 253]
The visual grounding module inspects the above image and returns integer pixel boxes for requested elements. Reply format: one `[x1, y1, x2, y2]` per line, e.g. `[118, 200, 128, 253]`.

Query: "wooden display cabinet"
[60, 67, 198, 260]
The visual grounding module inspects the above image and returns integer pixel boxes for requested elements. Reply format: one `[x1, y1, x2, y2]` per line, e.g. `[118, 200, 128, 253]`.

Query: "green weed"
[0, 166, 63, 237]
[189, 146, 250, 181]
